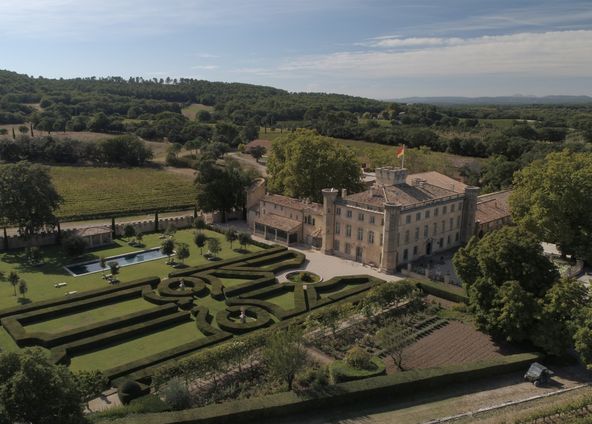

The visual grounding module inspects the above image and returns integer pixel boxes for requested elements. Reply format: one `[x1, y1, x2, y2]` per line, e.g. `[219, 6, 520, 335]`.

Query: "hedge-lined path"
[306, 346, 334, 365]
[261, 364, 591, 424]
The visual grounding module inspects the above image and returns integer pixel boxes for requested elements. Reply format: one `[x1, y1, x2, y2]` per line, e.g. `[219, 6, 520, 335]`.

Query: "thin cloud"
[279, 30, 592, 78]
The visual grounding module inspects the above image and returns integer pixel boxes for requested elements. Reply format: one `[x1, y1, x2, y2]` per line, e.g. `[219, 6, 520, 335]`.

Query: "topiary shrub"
[345, 346, 373, 370]
[161, 377, 192, 411]
[117, 379, 143, 405]
[63, 234, 88, 258]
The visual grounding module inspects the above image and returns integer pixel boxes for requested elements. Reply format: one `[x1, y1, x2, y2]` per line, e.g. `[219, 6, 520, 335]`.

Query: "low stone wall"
[0, 215, 195, 252]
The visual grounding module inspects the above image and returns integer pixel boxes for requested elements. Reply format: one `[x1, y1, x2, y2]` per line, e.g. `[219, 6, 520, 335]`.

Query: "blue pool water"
[65, 248, 166, 276]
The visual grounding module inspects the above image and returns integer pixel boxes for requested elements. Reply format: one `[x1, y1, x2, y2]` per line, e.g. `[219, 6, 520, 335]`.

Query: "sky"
[1, 0, 591, 99]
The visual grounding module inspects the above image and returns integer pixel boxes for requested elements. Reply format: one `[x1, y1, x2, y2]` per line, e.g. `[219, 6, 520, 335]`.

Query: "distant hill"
[394, 95, 592, 105]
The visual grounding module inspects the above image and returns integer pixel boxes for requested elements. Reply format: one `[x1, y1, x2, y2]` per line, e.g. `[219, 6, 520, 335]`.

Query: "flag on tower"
[396, 145, 405, 158]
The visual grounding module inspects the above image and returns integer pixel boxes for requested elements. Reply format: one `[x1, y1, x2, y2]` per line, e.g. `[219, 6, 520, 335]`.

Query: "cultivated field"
[181, 103, 215, 120]
[395, 320, 521, 372]
[49, 166, 196, 219]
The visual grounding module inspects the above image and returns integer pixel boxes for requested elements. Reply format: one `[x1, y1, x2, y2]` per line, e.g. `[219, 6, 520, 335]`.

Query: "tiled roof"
[255, 214, 301, 233]
[476, 190, 512, 224]
[263, 194, 322, 213]
[344, 176, 461, 208]
[407, 171, 468, 194]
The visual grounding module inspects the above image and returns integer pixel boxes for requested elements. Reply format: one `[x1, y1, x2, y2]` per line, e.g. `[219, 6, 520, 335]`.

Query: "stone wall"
[0, 215, 195, 252]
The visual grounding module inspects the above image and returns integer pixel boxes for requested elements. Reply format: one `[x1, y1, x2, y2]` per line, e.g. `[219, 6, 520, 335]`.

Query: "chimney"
[341, 188, 347, 198]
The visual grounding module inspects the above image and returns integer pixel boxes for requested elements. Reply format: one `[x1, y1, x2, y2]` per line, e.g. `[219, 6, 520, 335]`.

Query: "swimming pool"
[65, 247, 167, 276]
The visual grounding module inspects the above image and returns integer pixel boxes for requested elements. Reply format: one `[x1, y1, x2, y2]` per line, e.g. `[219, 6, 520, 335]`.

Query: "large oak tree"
[0, 161, 62, 237]
[510, 150, 592, 261]
[267, 130, 363, 203]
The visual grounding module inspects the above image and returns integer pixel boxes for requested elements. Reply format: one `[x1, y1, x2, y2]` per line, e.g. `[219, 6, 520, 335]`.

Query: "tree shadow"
[17, 297, 32, 305]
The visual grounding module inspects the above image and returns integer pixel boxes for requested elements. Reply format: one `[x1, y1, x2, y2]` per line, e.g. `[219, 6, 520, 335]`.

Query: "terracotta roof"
[263, 194, 322, 213]
[407, 172, 468, 194]
[255, 214, 301, 233]
[476, 190, 512, 224]
[344, 181, 459, 208]
[76, 226, 111, 237]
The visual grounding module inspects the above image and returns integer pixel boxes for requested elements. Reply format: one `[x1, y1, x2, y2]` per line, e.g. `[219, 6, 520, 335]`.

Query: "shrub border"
[108, 352, 543, 424]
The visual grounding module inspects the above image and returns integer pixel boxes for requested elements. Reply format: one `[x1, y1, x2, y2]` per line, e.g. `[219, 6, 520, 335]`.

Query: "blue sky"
[1, 0, 591, 98]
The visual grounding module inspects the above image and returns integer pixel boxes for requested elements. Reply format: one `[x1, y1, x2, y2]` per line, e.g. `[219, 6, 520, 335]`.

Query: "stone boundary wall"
[0, 215, 195, 252]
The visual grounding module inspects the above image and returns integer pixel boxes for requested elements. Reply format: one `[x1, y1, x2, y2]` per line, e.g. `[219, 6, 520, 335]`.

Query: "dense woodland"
[1, 69, 592, 193]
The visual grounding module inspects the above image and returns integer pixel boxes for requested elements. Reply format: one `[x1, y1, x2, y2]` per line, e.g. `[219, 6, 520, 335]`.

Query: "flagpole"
[401, 144, 405, 169]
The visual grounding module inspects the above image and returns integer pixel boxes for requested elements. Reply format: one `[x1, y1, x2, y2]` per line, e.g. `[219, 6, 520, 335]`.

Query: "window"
[346, 210, 352, 218]
[457, 216, 461, 227]
[451, 203, 455, 213]
[413, 246, 418, 256]
[380, 233, 384, 245]
[443, 205, 447, 214]
[345, 243, 351, 255]
[416, 212, 421, 221]
[405, 230, 410, 243]
[425, 210, 430, 219]
[403, 249, 408, 261]
[455, 232, 459, 241]
[336, 207, 341, 216]
[433, 222, 437, 234]
[346, 225, 352, 238]
[335, 223, 340, 235]
[274, 204, 277, 209]
[381, 218, 384, 225]
[357, 228, 364, 241]
[334, 240, 340, 251]
[450, 217, 454, 230]
[368, 231, 375, 244]
[415, 227, 419, 241]
[424, 225, 428, 238]
[358, 213, 364, 221]
[459, 202, 463, 211]
[447, 235, 451, 246]
[312, 218, 316, 225]
[434, 207, 439, 216]
[442, 220, 445, 233]
[406, 215, 411, 224]
[369, 216, 375, 224]
[439, 237, 443, 247]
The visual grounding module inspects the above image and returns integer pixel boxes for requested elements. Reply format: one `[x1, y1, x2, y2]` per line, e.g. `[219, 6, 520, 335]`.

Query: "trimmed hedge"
[9, 286, 146, 326]
[55, 311, 191, 358]
[225, 250, 306, 274]
[5, 303, 178, 349]
[108, 330, 233, 383]
[329, 357, 386, 383]
[107, 352, 543, 424]
[158, 277, 209, 298]
[0, 276, 160, 320]
[191, 306, 219, 336]
[194, 270, 276, 300]
[215, 306, 274, 335]
[415, 280, 468, 303]
[168, 246, 287, 278]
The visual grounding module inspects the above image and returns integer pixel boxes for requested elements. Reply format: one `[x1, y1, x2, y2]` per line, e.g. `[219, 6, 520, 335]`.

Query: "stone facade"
[322, 168, 478, 273]
[247, 167, 481, 273]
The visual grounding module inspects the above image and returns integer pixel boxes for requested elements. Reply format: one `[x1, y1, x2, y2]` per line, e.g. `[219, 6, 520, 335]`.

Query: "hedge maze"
[0, 245, 385, 383]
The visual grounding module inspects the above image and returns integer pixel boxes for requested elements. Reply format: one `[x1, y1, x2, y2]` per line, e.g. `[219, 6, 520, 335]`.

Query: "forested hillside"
[1, 69, 592, 194]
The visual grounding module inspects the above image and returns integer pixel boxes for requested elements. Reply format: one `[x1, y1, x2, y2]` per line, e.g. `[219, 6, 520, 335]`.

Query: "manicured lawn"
[0, 229, 263, 311]
[69, 320, 205, 371]
[218, 277, 251, 287]
[48, 166, 196, 219]
[264, 291, 294, 310]
[24, 297, 154, 333]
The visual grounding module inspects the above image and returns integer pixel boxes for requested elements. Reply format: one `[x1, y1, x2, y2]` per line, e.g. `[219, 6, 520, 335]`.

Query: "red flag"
[396, 145, 405, 158]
